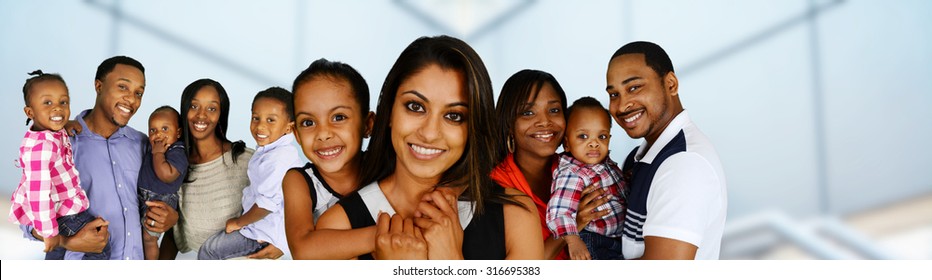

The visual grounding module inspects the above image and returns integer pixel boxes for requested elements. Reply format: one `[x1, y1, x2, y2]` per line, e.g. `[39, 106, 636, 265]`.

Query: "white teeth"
[118, 105, 131, 113]
[532, 132, 554, 141]
[624, 112, 642, 123]
[411, 144, 442, 155]
[317, 147, 342, 156]
[51, 116, 63, 121]
[194, 123, 208, 130]
[256, 134, 268, 139]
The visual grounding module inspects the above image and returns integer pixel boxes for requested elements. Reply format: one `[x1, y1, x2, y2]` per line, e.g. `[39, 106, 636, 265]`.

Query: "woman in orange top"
[491, 69, 611, 260]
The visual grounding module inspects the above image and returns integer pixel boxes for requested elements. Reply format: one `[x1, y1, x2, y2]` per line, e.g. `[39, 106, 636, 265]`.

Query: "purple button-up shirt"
[22, 109, 147, 259]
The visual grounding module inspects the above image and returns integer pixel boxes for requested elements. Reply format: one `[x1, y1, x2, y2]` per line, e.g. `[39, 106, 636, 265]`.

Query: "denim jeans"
[579, 229, 624, 260]
[138, 187, 180, 237]
[198, 230, 267, 260]
[44, 211, 111, 260]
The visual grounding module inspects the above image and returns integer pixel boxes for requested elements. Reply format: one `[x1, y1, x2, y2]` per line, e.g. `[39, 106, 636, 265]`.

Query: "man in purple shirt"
[23, 56, 178, 260]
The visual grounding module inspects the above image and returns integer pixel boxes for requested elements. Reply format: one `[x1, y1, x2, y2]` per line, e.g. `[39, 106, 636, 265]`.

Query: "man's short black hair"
[95, 55, 145, 81]
[611, 41, 674, 78]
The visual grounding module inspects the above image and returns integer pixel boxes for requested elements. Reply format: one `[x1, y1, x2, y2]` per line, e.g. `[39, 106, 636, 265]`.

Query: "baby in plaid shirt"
[8, 70, 109, 259]
[546, 96, 627, 260]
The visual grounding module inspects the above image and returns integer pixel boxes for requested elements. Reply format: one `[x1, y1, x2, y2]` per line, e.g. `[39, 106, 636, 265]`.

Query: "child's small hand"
[43, 235, 62, 253]
[565, 235, 592, 260]
[225, 218, 242, 233]
[246, 242, 284, 259]
[150, 135, 169, 154]
[63, 120, 82, 137]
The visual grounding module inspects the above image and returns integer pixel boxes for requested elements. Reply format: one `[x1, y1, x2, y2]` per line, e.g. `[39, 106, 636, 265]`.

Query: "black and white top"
[339, 182, 506, 260]
[621, 111, 727, 260]
[289, 163, 345, 222]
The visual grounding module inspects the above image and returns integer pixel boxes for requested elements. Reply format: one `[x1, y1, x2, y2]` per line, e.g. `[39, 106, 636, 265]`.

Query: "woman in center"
[314, 35, 543, 259]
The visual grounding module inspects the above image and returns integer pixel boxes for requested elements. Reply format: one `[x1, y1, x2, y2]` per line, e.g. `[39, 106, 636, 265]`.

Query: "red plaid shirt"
[546, 153, 627, 238]
[8, 129, 89, 238]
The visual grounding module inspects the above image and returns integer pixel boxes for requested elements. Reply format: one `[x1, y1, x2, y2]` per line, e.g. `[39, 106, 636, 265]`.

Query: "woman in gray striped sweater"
[158, 79, 279, 259]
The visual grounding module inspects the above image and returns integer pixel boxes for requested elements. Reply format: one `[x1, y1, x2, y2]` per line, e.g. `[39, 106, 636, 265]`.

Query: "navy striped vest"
[621, 130, 687, 242]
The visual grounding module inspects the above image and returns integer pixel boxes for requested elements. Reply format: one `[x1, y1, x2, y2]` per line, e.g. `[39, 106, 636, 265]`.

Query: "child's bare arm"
[226, 204, 271, 233]
[564, 235, 592, 260]
[151, 150, 181, 183]
[149, 135, 182, 184]
[281, 170, 378, 259]
[300, 204, 378, 259]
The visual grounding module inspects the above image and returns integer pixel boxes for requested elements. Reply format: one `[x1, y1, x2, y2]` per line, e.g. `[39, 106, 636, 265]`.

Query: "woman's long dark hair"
[360, 35, 511, 215]
[179, 78, 246, 168]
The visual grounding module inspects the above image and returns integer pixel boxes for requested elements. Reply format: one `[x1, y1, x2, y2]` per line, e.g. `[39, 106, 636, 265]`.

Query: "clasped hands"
[374, 189, 464, 260]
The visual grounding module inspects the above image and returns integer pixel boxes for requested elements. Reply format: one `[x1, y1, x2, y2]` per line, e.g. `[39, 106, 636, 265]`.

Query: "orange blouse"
[490, 153, 567, 260]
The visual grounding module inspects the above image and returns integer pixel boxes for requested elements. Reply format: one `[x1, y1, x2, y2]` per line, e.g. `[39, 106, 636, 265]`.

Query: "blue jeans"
[579, 229, 624, 260]
[44, 211, 111, 260]
[198, 230, 267, 260]
[138, 187, 180, 237]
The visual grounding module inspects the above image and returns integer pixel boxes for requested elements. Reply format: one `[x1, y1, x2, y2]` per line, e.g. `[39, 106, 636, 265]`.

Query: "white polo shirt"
[620, 110, 727, 260]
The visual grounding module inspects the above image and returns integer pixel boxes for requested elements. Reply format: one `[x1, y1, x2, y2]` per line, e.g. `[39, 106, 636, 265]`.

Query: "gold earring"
[507, 135, 515, 154]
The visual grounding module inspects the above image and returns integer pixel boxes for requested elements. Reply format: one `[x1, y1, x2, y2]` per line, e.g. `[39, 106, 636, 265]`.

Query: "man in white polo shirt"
[605, 41, 727, 260]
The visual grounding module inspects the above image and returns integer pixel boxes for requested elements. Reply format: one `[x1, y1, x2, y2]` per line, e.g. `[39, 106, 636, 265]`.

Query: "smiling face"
[186, 86, 222, 142]
[148, 110, 181, 145]
[293, 76, 372, 174]
[250, 97, 293, 147]
[513, 82, 565, 160]
[24, 80, 70, 132]
[390, 64, 468, 181]
[606, 53, 679, 145]
[94, 64, 145, 127]
[564, 107, 611, 165]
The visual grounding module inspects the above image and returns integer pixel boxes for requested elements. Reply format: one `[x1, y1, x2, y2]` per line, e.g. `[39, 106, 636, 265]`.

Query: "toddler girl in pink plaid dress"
[8, 70, 109, 260]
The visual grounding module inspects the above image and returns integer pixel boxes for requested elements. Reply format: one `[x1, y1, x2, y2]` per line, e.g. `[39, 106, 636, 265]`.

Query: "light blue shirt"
[23, 109, 147, 260]
[240, 133, 301, 258]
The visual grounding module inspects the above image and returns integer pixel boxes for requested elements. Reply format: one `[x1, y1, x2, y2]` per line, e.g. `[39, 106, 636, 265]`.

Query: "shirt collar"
[634, 110, 691, 164]
[24, 128, 67, 141]
[74, 109, 142, 141]
[559, 151, 617, 173]
[255, 133, 295, 152]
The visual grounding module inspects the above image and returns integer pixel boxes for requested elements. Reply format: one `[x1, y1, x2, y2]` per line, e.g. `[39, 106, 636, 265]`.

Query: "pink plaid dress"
[8, 129, 89, 238]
